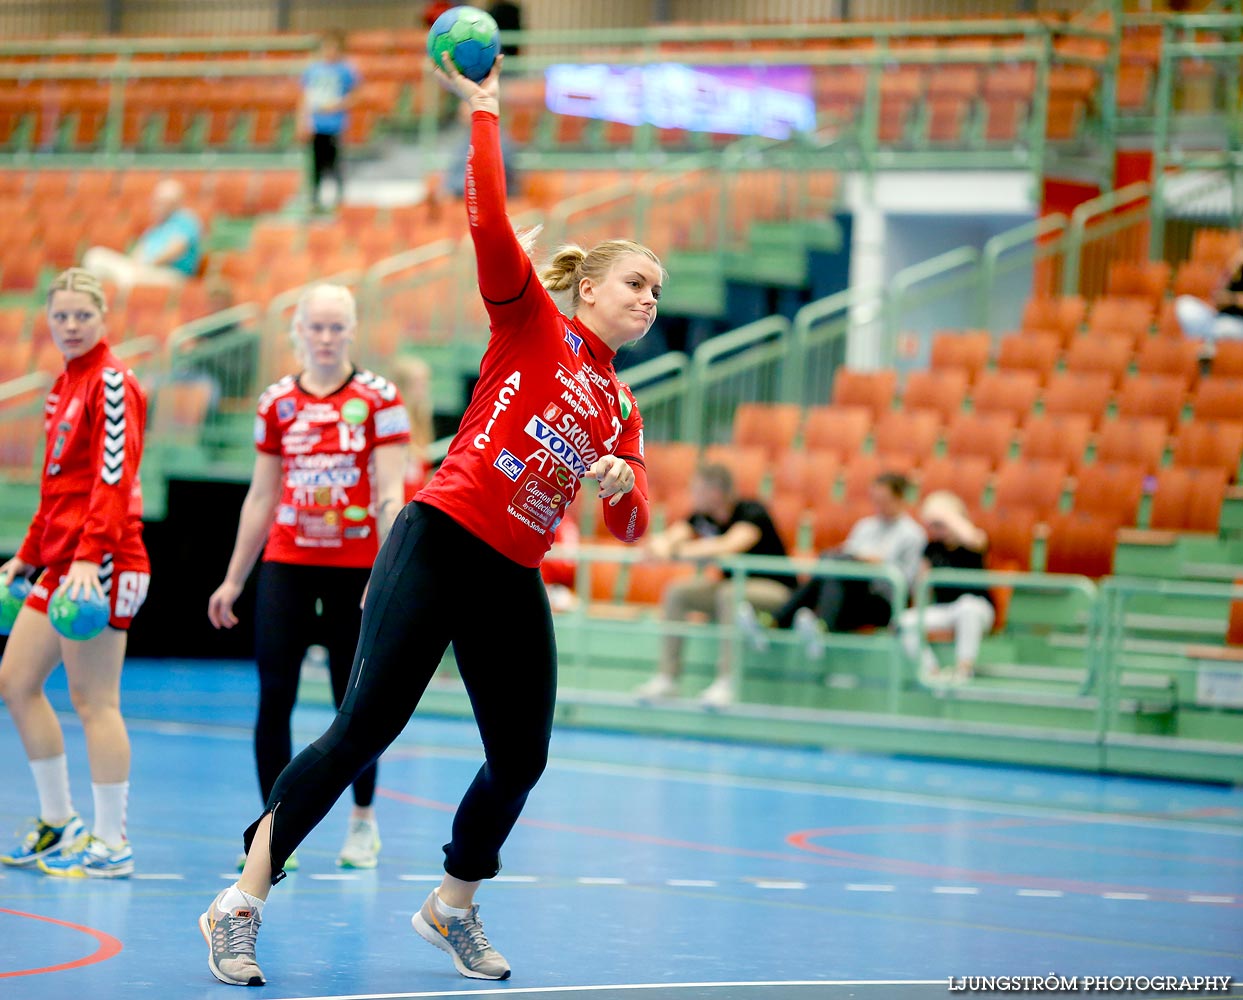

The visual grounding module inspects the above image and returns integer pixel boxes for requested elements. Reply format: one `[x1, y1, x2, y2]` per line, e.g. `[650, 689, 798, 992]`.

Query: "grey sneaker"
[199, 890, 266, 987]
[337, 818, 381, 869]
[793, 607, 826, 660]
[411, 891, 511, 980]
[736, 601, 769, 652]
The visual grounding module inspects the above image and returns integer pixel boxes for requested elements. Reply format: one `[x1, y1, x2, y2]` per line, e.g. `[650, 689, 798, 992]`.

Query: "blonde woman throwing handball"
[199, 52, 660, 986]
[0, 268, 150, 878]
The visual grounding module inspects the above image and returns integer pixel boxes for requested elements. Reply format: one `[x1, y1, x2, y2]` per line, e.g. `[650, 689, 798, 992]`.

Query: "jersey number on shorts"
[115, 571, 151, 619]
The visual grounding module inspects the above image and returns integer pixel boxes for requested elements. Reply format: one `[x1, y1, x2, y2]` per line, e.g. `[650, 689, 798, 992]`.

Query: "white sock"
[433, 890, 470, 918]
[220, 884, 265, 916]
[91, 781, 128, 848]
[30, 755, 74, 826]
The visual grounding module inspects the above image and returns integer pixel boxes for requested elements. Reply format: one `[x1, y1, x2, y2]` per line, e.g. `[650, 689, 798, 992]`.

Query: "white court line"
[104, 712, 1243, 838]
[1187, 895, 1234, 904]
[845, 883, 895, 892]
[133, 873, 185, 880]
[397, 874, 443, 882]
[667, 879, 717, 887]
[265, 980, 946, 1000]
[1017, 889, 1064, 897]
[754, 881, 806, 890]
[578, 877, 627, 885]
[1102, 892, 1149, 900]
[494, 875, 539, 883]
[932, 886, 980, 895]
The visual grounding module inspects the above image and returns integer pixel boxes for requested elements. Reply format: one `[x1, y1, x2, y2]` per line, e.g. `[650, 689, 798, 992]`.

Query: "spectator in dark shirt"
[635, 463, 793, 708]
[897, 490, 994, 684]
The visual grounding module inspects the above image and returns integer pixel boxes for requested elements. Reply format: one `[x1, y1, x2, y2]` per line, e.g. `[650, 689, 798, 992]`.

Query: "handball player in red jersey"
[199, 52, 662, 987]
[0, 268, 149, 879]
[207, 284, 409, 871]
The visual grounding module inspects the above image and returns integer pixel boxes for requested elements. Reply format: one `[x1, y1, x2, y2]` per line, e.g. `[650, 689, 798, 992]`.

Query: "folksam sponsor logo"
[524, 416, 588, 478]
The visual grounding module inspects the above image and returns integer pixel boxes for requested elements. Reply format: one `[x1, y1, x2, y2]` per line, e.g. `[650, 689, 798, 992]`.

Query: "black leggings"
[245, 502, 556, 884]
[310, 132, 342, 207]
[254, 561, 375, 808]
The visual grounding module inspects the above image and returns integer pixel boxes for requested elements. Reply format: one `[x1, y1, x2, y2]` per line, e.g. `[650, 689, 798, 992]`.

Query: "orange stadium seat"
[769, 495, 806, 554]
[638, 441, 698, 504]
[1045, 512, 1117, 578]
[944, 412, 1015, 469]
[1063, 334, 1133, 389]
[802, 405, 871, 462]
[992, 458, 1068, 521]
[1073, 463, 1145, 526]
[872, 410, 940, 466]
[731, 402, 801, 460]
[811, 500, 871, 552]
[1191, 377, 1243, 423]
[1018, 413, 1091, 469]
[1041, 372, 1113, 429]
[901, 368, 967, 425]
[1022, 295, 1085, 347]
[1107, 260, 1170, 309]
[997, 331, 1060, 385]
[974, 507, 1037, 571]
[1213, 341, 1243, 379]
[1173, 261, 1224, 302]
[771, 450, 839, 508]
[1149, 467, 1228, 534]
[915, 455, 991, 513]
[971, 370, 1041, 424]
[831, 368, 897, 420]
[1087, 296, 1152, 347]
[1115, 373, 1186, 432]
[1135, 337, 1200, 388]
[1171, 420, 1243, 482]
[843, 453, 913, 502]
[625, 562, 696, 605]
[929, 331, 991, 384]
[1094, 416, 1167, 475]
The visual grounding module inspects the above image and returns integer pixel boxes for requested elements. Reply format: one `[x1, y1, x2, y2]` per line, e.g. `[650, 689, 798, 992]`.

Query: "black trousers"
[254, 561, 375, 809]
[310, 132, 343, 207]
[245, 502, 556, 884]
[774, 562, 893, 632]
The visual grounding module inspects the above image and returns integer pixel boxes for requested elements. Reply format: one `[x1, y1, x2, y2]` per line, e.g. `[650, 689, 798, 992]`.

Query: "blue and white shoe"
[38, 834, 133, 878]
[0, 815, 85, 868]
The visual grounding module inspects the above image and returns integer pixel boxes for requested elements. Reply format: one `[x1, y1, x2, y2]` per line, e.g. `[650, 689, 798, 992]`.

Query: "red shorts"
[27, 563, 151, 632]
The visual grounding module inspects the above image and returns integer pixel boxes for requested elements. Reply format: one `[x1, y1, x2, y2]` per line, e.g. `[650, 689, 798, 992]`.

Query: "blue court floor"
[1, 659, 1241, 1000]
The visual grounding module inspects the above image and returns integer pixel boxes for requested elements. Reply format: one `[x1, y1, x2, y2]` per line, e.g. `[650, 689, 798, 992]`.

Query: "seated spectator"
[391, 355, 435, 501]
[634, 463, 794, 708]
[898, 491, 994, 684]
[1175, 245, 1243, 349]
[740, 472, 925, 659]
[83, 179, 202, 292]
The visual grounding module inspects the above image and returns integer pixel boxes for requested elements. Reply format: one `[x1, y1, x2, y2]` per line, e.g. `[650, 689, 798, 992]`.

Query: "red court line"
[378, 787, 1240, 904]
[0, 907, 124, 978]
[787, 828, 1243, 905]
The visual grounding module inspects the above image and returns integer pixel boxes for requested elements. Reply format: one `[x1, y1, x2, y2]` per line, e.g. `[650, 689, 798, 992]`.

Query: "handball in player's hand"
[0, 576, 31, 635]
[427, 5, 500, 82]
[48, 581, 110, 641]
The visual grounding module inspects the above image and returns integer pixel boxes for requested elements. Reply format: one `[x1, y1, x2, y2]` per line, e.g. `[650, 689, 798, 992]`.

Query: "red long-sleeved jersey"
[416, 110, 650, 567]
[17, 339, 149, 571]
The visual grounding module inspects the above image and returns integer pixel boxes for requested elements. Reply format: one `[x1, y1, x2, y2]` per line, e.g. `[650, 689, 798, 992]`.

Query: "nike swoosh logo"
[430, 911, 450, 938]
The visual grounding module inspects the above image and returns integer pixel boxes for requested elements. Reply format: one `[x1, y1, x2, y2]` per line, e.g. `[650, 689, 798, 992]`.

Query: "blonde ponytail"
[539, 245, 587, 294]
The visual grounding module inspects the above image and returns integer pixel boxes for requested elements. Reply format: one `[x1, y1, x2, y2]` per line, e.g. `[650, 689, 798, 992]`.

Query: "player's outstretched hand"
[431, 52, 502, 110]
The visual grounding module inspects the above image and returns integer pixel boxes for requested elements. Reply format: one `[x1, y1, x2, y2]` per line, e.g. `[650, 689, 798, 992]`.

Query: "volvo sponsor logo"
[523, 416, 588, 478]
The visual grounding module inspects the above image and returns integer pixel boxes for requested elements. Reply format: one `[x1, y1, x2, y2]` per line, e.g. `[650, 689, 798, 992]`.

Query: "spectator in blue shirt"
[299, 29, 360, 212]
[83, 179, 202, 291]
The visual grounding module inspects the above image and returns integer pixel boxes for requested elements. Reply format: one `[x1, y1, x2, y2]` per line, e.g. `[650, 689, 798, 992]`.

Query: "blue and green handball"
[48, 581, 110, 641]
[0, 576, 32, 635]
[427, 5, 500, 82]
